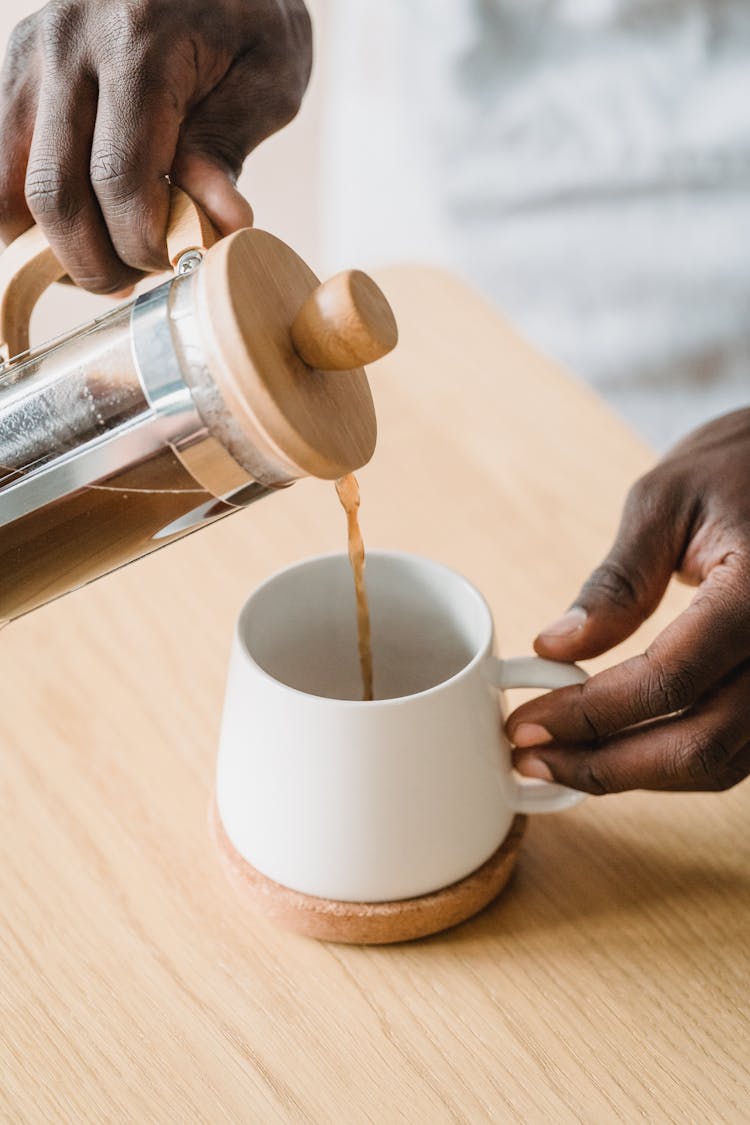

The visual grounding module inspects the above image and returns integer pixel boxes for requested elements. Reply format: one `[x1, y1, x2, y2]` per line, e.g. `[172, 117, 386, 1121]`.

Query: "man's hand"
[0, 0, 312, 292]
[506, 408, 750, 794]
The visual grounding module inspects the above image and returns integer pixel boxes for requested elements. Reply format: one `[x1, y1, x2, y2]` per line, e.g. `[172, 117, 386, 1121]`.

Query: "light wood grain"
[291, 269, 398, 371]
[166, 187, 224, 267]
[0, 224, 66, 361]
[197, 229, 377, 480]
[0, 267, 747, 1124]
[212, 802, 527, 945]
[0, 186, 216, 363]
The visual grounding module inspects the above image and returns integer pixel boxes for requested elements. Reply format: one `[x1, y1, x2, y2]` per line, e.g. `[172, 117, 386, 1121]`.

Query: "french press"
[0, 188, 397, 622]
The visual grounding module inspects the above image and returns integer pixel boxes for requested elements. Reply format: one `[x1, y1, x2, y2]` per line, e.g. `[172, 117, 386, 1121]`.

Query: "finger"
[534, 470, 691, 662]
[171, 151, 253, 236]
[513, 661, 750, 794]
[25, 67, 139, 293]
[89, 57, 191, 274]
[507, 553, 750, 746]
[711, 743, 750, 795]
[174, 47, 307, 232]
[0, 15, 40, 242]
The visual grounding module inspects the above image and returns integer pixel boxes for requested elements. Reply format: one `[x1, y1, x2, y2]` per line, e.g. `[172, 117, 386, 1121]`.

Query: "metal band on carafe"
[0, 272, 266, 531]
[130, 275, 261, 503]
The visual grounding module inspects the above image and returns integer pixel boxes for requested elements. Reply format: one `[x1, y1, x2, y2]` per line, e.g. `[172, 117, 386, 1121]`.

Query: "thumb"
[172, 152, 254, 237]
[535, 473, 683, 661]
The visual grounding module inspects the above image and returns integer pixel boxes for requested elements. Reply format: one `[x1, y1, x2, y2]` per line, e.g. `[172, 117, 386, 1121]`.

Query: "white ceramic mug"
[216, 551, 587, 903]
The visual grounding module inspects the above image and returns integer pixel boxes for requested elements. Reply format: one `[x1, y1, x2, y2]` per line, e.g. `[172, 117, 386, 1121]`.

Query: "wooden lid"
[195, 228, 384, 481]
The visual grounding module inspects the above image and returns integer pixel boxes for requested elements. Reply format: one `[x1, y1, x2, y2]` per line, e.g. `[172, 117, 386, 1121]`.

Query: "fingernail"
[515, 755, 554, 782]
[512, 722, 553, 748]
[538, 606, 587, 638]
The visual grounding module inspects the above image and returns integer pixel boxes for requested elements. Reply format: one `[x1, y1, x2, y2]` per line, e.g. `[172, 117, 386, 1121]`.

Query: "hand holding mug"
[508, 408, 750, 795]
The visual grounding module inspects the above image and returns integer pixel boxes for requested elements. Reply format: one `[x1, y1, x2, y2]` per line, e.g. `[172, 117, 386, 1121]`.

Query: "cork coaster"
[210, 798, 527, 945]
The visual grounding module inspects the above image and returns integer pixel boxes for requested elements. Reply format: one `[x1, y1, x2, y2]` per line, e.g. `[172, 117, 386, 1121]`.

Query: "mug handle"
[485, 655, 589, 814]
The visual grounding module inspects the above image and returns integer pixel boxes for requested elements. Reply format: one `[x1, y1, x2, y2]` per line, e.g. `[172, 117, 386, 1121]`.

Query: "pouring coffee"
[0, 188, 397, 623]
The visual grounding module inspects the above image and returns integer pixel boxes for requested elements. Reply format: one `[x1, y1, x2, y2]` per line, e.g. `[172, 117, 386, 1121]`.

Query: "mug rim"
[234, 549, 495, 708]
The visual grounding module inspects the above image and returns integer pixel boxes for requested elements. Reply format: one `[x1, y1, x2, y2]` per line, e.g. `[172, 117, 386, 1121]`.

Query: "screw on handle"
[291, 270, 398, 372]
[166, 187, 230, 267]
[0, 186, 234, 363]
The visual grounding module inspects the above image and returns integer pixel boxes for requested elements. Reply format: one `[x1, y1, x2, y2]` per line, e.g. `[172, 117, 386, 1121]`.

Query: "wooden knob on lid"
[291, 270, 398, 371]
[194, 230, 385, 482]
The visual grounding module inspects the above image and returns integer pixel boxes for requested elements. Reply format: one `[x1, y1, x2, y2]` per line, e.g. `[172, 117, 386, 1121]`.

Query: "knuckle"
[239, 66, 308, 140]
[258, 0, 312, 51]
[289, 0, 313, 36]
[581, 560, 641, 612]
[284, 4, 314, 88]
[25, 163, 82, 225]
[694, 579, 750, 649]
[248, 11, 313, 125]
[2, 19, 40, 102]
[293, 1, 314, 61]
[98, 26, 153, 83]
[572, 757, 611, 796]
[39, 1, 82, 59]
[5, 14, 39, 67]
[268, 80, 306, 129]
[577, 682, 612, 741]
[184, 133, 244, 178]
[95, 0, 150, 48]
[90, 142, 140, 203]
[625, 468, 673, 524]
[642, 651, 699, 715]
[680, 730, 732, 787]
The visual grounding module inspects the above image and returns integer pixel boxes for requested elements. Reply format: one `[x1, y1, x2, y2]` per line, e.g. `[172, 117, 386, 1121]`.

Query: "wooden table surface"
[1, 267, 748, 1124]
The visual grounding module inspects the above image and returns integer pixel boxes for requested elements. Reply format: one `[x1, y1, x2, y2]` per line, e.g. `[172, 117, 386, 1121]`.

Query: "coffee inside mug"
[240, 552, 492, 702]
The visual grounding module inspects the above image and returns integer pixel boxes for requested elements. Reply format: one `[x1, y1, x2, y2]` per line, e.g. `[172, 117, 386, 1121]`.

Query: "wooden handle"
[0, 227, 66, 362]
[290, 270, 398, 372]
[0, 187, 227, 362]
[166, 187, 225, 267]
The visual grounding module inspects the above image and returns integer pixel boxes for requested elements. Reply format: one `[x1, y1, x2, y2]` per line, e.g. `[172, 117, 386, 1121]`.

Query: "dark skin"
[0, 0, 312, 292]
[507, 408, 750, 795]
[1, 4, 747, 796]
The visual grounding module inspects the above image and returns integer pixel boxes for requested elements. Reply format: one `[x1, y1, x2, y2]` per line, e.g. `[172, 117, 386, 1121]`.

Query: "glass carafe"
[0, 189, 396, 622]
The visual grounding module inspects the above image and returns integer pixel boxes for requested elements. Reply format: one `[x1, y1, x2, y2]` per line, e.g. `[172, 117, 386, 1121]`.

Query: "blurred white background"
[2, 0, 749, 449]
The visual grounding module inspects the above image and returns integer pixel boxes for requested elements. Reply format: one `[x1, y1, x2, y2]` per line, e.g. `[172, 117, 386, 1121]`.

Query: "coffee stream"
[335, 473, 374, 701]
